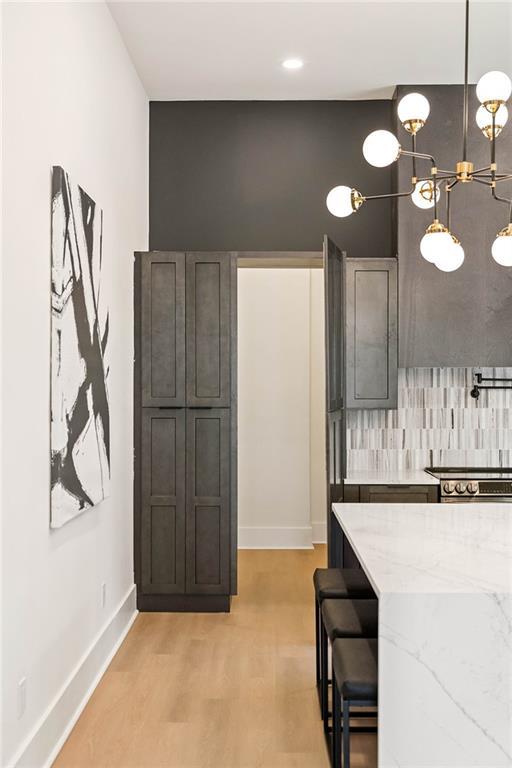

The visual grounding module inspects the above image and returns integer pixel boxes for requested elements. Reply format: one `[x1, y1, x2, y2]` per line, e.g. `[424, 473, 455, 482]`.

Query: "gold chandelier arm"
[492, 186, 512, 208]
[400, 149, 437, 167]
[363, 184, 416, 202]
[473, 177, 493, 187]
[473, 173, 512, 180]
[472, 165, 493, 175]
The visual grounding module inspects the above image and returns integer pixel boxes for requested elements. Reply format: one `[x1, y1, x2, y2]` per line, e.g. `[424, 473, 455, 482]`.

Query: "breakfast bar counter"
[332, 502, 512, 767]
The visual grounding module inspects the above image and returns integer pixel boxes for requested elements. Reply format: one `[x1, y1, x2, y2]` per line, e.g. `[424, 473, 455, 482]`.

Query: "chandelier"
[326, 0, 512, 272]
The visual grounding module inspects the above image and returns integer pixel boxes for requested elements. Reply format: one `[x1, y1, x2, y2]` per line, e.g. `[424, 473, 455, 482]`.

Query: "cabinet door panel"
[323, 237, 344, 412]
[186, 409, 230, 594]
[141, 253, 186, 407]
[186, 254, 231, 407]
[141, 409, 186, 594]
[345, 258, 398, 409]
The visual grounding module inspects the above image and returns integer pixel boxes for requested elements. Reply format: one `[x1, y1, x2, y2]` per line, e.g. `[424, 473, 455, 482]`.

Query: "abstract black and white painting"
[50, 166, 110, 528]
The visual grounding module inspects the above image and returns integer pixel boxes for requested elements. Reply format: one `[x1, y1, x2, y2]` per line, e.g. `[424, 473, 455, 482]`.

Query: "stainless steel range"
[425, 467, 512, 502]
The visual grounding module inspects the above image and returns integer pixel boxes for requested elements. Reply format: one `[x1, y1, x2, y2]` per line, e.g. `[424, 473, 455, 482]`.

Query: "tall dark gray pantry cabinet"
[134, 252, 237, 612]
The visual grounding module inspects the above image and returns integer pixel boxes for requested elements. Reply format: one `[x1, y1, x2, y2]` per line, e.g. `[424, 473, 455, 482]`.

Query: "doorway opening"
[236, 252, 327, 551]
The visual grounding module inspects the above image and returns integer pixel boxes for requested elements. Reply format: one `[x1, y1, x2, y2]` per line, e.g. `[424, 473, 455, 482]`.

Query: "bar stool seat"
[313, 568, 374, 601]
[332, 638, 378, 701]
[331, 638, 378, 768]
[321, 598, 378, 642]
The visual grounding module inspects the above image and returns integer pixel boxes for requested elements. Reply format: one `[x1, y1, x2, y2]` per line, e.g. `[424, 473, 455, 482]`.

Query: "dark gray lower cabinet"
[186, 409, 230, 594]
[359, 485, 438, 504]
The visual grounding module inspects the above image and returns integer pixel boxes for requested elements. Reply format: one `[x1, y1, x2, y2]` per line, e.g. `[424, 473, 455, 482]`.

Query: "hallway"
[53, 548, 377, 767]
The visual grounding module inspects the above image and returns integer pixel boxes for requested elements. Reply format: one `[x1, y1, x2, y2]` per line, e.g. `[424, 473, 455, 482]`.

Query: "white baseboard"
[9, 585, 137, 768]
[238, 525, 313, 549]
[311, 521, 327, 544]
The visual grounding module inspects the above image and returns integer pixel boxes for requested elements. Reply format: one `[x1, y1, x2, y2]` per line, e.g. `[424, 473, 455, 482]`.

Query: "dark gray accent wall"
[395, 85, 512, 367]
[150, 101, 393, 256]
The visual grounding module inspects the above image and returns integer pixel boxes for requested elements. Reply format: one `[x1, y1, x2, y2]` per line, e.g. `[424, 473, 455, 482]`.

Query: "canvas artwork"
[50, 166, 110, 528]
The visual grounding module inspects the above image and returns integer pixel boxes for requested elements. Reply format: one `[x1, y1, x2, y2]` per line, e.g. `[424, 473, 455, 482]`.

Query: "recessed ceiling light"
[282, 58, 304, 70]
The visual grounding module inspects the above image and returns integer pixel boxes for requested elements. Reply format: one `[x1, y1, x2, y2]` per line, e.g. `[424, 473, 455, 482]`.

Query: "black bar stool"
[313, 568, 375, 708]
[332, 638, 378, 768]
[320, 598, 378, 731]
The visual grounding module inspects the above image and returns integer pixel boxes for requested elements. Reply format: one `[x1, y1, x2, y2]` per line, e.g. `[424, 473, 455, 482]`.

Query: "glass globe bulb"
[397, 93, 430, 124]
[492, 227, 512, 266]
[411, 180, 440, 210]
[420, 229, 452, 263]
[326, 185, 356, 218]
[436, 239, 465, 272]
[362, 130, 401, 168]
[476, 104, 508, 137]
[476, 71, 512, 106]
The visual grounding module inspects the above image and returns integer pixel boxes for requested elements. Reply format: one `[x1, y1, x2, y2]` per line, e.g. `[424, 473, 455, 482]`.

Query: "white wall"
[238, 268, 326, 549]
[1, 4, 148, 766]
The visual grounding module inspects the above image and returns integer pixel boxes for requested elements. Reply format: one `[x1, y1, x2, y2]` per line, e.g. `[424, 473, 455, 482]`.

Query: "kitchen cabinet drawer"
[359, 484, 438, 503]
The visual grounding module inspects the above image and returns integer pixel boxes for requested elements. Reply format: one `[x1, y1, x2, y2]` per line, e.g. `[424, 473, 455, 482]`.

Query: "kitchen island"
[333, 502, 512, 768]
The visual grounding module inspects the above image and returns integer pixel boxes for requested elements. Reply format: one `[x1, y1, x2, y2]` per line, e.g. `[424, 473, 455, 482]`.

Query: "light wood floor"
[54, 547, 377, 767]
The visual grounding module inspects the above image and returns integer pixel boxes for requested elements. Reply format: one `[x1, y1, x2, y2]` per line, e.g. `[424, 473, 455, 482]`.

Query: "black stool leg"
[342, 698, 351, 768]
[332, 678, 342, 768]
[321, 622, 329, 730]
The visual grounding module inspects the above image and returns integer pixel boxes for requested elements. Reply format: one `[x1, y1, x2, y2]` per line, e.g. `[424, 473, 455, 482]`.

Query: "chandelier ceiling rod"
[462, 0, 470, 161]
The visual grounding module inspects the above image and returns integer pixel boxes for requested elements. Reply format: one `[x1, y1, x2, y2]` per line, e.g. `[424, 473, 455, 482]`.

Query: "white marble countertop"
[333, 502, 512, 766]
[333, 502, 512, 595]
[343, 469, 439, 486]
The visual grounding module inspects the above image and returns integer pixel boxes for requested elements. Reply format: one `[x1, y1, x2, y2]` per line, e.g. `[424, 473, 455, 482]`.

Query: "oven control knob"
[456, 482, 467, 494]
[443, 482, 455, 494]
[467, 482, 478, 494]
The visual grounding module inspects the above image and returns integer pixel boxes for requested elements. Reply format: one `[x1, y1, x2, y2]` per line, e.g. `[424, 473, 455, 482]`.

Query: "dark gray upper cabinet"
[140, 252, 186, 407]
[141, 409, 186, 594]
[344, 257, 398, 409]
[395, 85, 512, 367]
[186, 253, 232, 407]
[186, 409, 230, 594]
[324, 236, 344, 412]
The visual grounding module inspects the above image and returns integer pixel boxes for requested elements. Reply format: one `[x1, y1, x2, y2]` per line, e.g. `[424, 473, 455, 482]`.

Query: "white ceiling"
[108, 1, 512, 100]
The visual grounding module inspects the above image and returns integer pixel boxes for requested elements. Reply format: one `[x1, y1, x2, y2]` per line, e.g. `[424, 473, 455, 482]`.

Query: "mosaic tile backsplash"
[346, 368, 512, 472]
